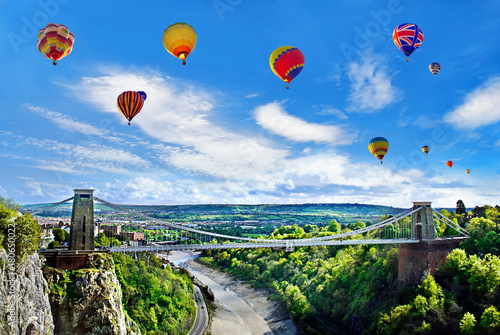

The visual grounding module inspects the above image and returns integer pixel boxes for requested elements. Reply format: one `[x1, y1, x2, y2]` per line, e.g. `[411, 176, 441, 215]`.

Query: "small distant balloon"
[137, 91, 147, 101]
[392, 23, 424, 61]
[368, 137, 389, 164]
[422, 145, 429, 155]
[117, 91, 146, 125]
[269, 46, 305, 89]
[466, 169, 470, 174]
[429, 62, 440, 77]
[447, 161, 453, 168]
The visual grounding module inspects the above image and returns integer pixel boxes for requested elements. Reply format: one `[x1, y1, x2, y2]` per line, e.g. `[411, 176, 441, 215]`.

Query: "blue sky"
[1, 0, 500, 208]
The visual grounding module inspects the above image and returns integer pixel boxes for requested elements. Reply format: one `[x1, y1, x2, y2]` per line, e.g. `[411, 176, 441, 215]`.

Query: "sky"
[1, 0, 500, 208]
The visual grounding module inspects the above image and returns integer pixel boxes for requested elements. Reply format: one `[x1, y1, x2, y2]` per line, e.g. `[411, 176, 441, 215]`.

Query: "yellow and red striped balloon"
[269, 46, 305, 89]
[117, 91, 145, 125]
[162, 22, 197, 65]
[368, 137, 389, 164]
[36, 23, 75, 65]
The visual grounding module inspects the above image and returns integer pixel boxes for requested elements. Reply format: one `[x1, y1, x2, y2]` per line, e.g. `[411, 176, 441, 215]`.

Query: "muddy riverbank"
[168, 251, 301, 335]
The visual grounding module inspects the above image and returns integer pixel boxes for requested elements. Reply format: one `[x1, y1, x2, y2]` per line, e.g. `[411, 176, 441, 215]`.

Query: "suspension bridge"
[30, 189, 468, 252]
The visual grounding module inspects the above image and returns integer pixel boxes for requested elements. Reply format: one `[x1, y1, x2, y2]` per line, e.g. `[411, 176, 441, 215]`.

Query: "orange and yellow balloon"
[162, 23, 197, 65]
[117, 91, 146, 125]
[369, 137, 389, 164]
[36, 23, 75, 65]
[269, 46, 305, 89]
[422, 145, 429, 155]
[466, 169, 470, 174]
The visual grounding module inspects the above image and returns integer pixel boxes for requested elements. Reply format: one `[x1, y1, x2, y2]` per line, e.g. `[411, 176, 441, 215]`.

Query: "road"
[189, 284, 209, 335]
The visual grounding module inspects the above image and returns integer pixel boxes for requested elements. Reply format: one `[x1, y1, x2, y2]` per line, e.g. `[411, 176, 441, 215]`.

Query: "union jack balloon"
[392, 23, 424, 61]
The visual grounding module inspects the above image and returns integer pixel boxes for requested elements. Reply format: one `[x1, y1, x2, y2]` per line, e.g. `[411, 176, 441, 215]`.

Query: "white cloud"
[347, 54, 399, 112]
[254, 102, 355, 145]
[444, 77, 500, 129]
[315, 105, 348, 120]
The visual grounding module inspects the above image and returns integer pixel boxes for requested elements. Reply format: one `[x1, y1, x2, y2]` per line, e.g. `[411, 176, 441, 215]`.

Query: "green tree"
[0, 206, 41, 259]
[460, 312, 476, 335]
[481, 306, 500, 333]
[0, 196, 22, 211]
[52, 227, 69, 243]
[327, 219, 341, 233]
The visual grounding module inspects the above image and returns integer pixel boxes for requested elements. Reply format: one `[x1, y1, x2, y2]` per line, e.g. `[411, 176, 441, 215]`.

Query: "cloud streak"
[444, 77, 500, 129]
[254, 102, 355, 145]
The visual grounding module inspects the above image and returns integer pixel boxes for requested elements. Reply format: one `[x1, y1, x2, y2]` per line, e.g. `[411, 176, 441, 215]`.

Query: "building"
[69, 189, 95, 251]
[120, 231, 145, 241]
[100, 225, 121, 237]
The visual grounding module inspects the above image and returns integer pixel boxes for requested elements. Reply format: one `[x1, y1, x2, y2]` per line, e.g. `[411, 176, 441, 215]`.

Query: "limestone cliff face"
[43, 253, 140, 335]
[0, 249, 54, 335]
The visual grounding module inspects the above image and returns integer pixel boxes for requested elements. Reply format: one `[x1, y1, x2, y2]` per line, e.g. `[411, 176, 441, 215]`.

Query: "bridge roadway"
[110, 238, 420, 253]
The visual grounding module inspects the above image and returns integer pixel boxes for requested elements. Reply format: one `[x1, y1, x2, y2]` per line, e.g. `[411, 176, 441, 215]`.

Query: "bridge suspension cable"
[28, 196, 74, 214]
[432, 209, 468, 237]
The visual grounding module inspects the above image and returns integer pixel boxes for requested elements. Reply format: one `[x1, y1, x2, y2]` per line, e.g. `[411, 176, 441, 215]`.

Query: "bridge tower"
[69, 189, 95, 251]
[398, 201, 461, 287]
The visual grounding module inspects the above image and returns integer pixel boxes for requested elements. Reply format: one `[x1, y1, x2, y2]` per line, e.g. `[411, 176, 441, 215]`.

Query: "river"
[167, 251, 301, 335]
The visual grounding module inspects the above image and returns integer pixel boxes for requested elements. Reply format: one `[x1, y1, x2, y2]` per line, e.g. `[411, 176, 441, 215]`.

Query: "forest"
[204, 204, 500, 334]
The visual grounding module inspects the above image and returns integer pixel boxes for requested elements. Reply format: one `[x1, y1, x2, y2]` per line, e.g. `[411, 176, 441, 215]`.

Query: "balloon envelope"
[117, 91, 145, 125]
[162, 22, 197, 65]
[269, 46, 305, 88]
[392, 23, 424, 61]
[422, 145, 429, 155]
[137, 91, 147, 101]
[447, 161, 453, 168]
[466, 169, 470, 174]
[429, 62, 440, 76]
[368, 137, 389, 164]
[37, 23, 75, 65]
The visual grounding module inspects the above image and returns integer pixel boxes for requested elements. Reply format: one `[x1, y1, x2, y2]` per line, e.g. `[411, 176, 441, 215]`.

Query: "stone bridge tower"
[69, 189, 95, 251]
[398, 201, 463, 287]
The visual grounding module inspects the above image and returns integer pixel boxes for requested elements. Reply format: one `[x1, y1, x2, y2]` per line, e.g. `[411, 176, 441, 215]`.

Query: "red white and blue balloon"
[392, 23, 424, 61]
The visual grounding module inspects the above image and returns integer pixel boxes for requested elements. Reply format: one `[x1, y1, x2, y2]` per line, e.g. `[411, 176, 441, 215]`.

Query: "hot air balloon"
[422, 145, 429, 155]
[466, 169, 470, 174]
[137, 91, 147, 101]
[269, 46, 305, 89]
[392, 23, 424, 61]
[368, 137, 389, 164]
[429, 62, 440, 77]
[36, 23, 75, 65]
[447, 161, 453, 168]
[117, 91, 145, 125]
[162, 23, 197, 65]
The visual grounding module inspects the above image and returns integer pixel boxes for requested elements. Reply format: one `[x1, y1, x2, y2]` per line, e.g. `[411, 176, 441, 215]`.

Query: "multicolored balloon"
[162, 23, 197, 65]
[269, 46, 305, 89]
[447, 161, 453, 168]
[392, 23, 424, 61]
[368, 137, 389, 164]
[466, 169, 470, 174]
[117, 91, 146, 125]
[37, 23, 75, 65]
[429, 62, 441, 77]
[422, 145, 429, 155]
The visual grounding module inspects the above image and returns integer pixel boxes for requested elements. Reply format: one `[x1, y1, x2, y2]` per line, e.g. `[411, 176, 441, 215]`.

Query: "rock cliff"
[43, 253, 140, 335]
[0, 249, 54, 334]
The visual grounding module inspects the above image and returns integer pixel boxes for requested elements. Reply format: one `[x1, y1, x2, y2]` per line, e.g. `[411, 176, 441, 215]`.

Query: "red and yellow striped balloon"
[117, 91, 145, 125]
[162, 23, 197, 65]
[368, 137, 389, 164]
[269, 46, 305, 89]
[36, 23, 75, 65]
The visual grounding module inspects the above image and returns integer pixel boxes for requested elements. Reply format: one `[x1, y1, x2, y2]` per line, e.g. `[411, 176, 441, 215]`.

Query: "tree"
[327, 219, 341, 233]
[0, 206, 41, 259]
[0, 196, 22, 211]
[460, 312, 476, 335]
[456, 200, 467, 215]
[52, 227, 69, 243]
[481, 306, 500, 332]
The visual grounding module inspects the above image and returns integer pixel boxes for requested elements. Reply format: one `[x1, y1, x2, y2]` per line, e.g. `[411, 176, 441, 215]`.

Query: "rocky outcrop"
[0, 249, 54, 335]
[43, 253, 140, 335]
